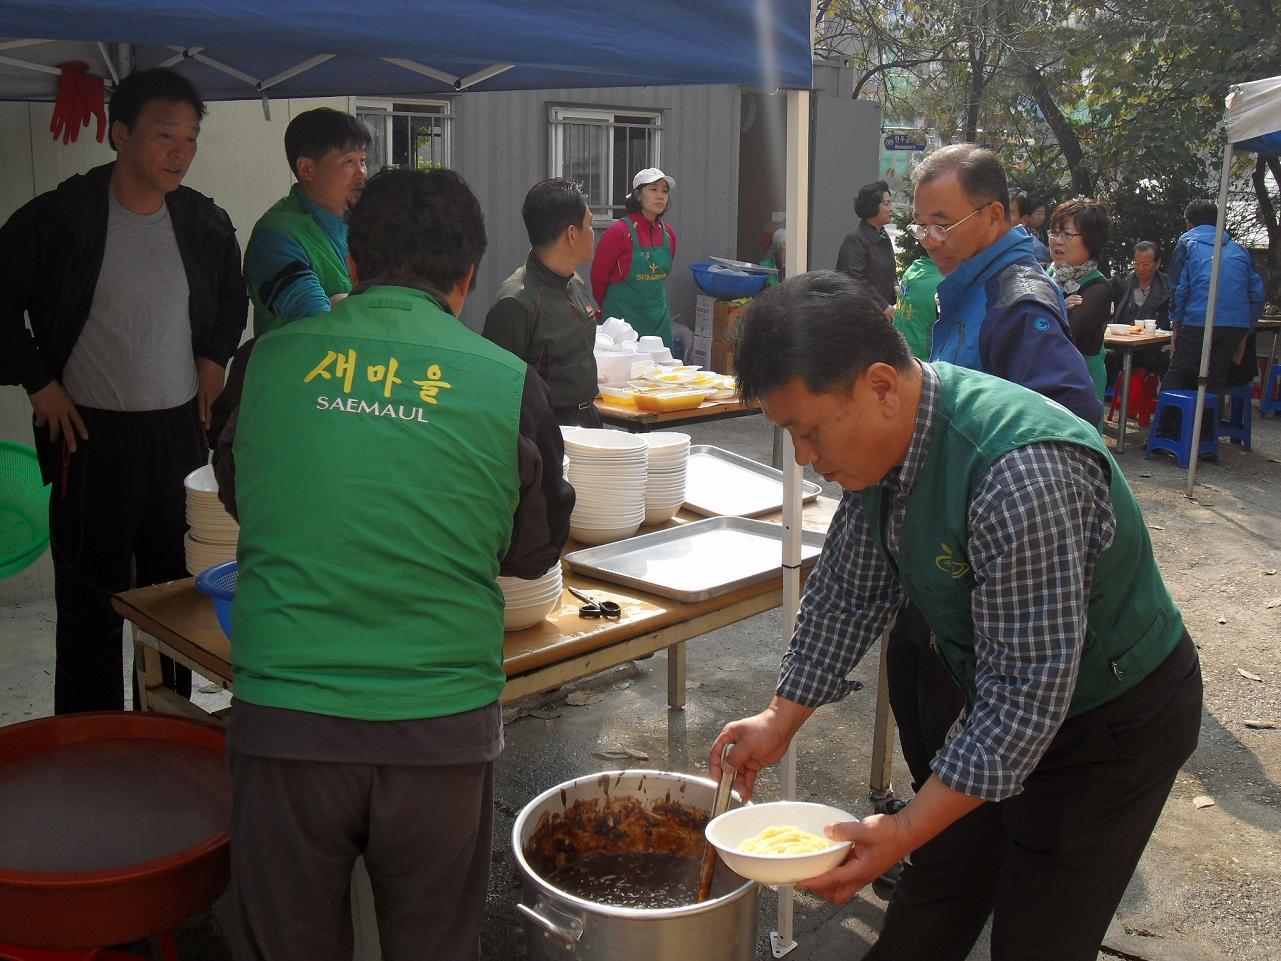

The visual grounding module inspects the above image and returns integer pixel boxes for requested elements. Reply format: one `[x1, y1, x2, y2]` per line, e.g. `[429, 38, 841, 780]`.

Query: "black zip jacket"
[0, 162, 248, 394]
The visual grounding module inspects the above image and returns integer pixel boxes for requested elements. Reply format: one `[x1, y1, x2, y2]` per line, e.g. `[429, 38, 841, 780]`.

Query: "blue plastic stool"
[1146, 390, 1219, 468]
[1218, 384, 1253, 450]
[1261, 363, 1281, 418]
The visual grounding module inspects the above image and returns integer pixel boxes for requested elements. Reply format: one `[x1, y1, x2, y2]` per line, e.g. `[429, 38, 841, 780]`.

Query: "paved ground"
[2, 404, 1278, 960]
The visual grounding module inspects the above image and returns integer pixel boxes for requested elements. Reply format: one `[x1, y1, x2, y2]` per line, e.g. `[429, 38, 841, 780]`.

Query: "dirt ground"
[1, 403, 1278, 961]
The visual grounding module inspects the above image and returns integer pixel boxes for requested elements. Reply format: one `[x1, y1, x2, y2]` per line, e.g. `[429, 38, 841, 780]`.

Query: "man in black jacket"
[0, 68, 248, 714]
[1105, 241, 1173, 386]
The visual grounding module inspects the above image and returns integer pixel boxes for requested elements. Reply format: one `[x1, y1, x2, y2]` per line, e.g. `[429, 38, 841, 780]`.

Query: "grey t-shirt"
[62, 191, 197, 410]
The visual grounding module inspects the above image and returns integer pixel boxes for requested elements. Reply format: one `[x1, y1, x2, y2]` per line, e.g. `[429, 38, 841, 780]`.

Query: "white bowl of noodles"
[705, 800, 856, 886]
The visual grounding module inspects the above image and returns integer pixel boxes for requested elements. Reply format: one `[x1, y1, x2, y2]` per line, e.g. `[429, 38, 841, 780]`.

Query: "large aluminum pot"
[513, 769, 759, 960]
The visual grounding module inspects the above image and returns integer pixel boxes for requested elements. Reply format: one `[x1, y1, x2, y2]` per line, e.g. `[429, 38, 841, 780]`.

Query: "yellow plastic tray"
[632, 390, 711, 412]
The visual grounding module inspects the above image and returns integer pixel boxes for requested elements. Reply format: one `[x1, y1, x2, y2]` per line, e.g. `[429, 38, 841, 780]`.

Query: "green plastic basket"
[0, 441, 51, 579]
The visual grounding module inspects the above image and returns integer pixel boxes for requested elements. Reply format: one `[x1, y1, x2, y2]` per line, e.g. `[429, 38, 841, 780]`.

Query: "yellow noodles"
[737, 825, 831, 855]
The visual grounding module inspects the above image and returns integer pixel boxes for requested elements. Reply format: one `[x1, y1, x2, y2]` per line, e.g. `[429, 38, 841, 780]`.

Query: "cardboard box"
[712, 299, 750, 347]
[711, 340, 736, 375]
[691, 333, 713, 369]
[694, 294, 716, 338]
[696, 294, 751, 345]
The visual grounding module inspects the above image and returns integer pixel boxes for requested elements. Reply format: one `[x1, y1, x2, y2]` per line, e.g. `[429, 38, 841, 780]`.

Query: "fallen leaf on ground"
[612, 680, 632, 691]
[1236, 668, 1263, 682]
[1148, 524, 1165, 531]
[1217, 617, 1227, 624]
[1244, 719, 1278, 730]
[565, 690, 607, 706]
[1192, 795, 1216, 810]
[1266, 598, 1281, 609]
[1264, 569, 1278, 576]
[624, 747, 650, 760]
[530, 706, 561, 720]
[592, 749, 631, 760]
[198, 683, 222, 694]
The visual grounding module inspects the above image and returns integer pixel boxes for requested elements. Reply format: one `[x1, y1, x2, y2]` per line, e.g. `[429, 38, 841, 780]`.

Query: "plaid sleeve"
[777, 490, 904, 707]
[931, 442, 1116, 801]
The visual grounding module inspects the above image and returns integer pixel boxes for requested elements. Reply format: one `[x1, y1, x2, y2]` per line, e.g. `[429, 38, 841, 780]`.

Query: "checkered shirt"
[777, 363, 1117, 801]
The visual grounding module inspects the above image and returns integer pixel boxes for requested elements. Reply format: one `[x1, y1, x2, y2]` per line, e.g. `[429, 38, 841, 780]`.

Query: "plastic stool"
[0, 932, 177, 960]
[1146, 390, 1219, 468]
[1107, 370, 1160, 427]
[1218, 384, 1253, 449]
[1261, 363, 1281, 418]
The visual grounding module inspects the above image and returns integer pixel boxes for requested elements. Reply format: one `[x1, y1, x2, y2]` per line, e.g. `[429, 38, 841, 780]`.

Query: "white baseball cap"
[632, 167, 675, 192]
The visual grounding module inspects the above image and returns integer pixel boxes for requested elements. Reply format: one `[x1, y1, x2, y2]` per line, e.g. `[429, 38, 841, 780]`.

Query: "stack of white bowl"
[642, 432, 690, 525]
[499, 563, 563, 631]
[184, 465, 238, 575]
[562, 428, 648, 545]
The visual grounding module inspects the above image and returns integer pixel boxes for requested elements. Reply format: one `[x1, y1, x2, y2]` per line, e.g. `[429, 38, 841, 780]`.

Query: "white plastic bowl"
[1106, 322, 1133, 336]
[503, 594, 561, 631]
[570, 522, 642, 544]
[705, 801, 856, 886]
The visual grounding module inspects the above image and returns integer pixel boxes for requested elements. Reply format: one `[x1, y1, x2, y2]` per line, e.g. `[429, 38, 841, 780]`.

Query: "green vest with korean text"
[248, 188, 352, 336]
[231, 286, 525, 720]
[861, 362, 1183, 717]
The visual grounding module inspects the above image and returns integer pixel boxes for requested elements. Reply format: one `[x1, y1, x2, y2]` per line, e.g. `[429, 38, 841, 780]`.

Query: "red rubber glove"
[50, 62, 106, 145]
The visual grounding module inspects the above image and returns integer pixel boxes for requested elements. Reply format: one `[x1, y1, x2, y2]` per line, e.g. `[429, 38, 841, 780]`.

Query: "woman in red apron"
[591, 168, 677, 347]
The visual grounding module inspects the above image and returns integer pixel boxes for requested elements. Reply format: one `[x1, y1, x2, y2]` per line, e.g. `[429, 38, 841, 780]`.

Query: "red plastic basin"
[0, 713, 230, 949]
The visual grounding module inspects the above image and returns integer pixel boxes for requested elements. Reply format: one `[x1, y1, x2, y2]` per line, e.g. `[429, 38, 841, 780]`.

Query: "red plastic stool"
[1107, 370, 1160, 426]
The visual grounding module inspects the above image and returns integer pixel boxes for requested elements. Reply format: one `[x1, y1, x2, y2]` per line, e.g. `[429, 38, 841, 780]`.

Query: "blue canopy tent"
[1186, 74, 1281, 495]
[0, 2, 811, 101]
[0, 2, 821, 956]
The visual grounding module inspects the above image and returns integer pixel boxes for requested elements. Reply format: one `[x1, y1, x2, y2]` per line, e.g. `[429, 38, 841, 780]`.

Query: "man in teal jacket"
[243, 108, 370, 335]
[218, 168, 574, 961]
[712, 271, 1201, 961]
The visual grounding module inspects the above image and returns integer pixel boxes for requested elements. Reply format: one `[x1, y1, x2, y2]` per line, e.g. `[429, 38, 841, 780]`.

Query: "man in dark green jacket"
[711, 271, 1202, 961]
[484, 178, 601, 426]
[219, 168, 573, 961]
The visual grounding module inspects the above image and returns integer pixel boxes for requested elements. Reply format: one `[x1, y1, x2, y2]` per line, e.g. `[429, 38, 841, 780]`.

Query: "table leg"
[1117, 348, 1134, 453]
[771, 424, 784, 469]
[132, 627, 164, 712]
[666, 641, 686, 709]
[869, 631, 895, 799]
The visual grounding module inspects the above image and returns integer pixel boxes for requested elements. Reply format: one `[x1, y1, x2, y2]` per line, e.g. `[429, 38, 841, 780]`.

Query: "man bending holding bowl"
[710, 270, 1201, 961]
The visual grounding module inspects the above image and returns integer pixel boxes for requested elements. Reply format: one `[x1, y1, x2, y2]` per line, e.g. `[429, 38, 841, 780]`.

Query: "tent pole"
[772, 75, 811, 961]
[1185, 136, 1233, 497]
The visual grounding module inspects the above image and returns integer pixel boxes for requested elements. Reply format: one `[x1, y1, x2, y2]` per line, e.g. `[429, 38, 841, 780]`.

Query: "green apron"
[600, 218, 674, 347]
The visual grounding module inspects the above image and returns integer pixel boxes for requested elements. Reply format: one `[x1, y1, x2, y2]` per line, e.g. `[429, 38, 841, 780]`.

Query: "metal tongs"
[697, 742, 736, 902]
[568, 586, 621, 619]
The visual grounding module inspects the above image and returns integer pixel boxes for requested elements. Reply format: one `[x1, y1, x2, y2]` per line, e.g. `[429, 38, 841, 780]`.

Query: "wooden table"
[595, 396, 762, 433]
[113, 499, 839, 722]
[1104, 330, 1172, 453]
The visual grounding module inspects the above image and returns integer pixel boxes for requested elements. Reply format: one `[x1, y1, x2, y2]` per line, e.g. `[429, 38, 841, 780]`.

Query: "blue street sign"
[883, 132, 927, 151]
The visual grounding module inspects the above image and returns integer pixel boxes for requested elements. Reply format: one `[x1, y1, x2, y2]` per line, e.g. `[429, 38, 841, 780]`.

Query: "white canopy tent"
[1185, 74, 1281, 496]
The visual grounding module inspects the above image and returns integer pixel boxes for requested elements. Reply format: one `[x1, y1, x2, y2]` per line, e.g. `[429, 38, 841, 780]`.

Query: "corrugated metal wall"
[454, 84, 742, 335]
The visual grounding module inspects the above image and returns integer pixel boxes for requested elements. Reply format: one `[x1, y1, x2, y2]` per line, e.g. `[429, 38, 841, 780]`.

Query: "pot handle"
[518, 900, 585, 950]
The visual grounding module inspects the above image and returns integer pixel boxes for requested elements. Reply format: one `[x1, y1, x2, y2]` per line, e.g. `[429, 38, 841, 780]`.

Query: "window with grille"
[549, 106, 662, 224]
[356, 100, 453, 172]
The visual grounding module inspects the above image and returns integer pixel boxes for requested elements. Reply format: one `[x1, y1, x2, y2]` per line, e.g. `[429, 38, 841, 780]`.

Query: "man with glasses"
[872, 144, 1100, 904]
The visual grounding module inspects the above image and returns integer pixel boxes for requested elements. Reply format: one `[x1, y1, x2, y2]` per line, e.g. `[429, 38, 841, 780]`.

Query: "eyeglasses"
[907, 202, 994, 244]
[1048, 229, 1082, 239]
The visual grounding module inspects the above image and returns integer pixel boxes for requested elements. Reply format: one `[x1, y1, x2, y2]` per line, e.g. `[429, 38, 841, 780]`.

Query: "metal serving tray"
[563, 515, 827, 602]
[684, 445, 822, 518]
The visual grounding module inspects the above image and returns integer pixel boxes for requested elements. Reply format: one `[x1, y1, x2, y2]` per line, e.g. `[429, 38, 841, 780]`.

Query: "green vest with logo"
[248, 188, 353, 336]
[232, 286, 525, 720]
[600, 217, 674, 347]
[861, 363, 1183, 717]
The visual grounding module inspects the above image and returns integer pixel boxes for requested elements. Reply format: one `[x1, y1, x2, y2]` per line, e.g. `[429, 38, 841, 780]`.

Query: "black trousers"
[39, 402, 205, 714]
[229, 751, 494, 961]
[867, 633, 1202, 961]
[885, 603, 966, 790]
[1158, 325, 1246, 434]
